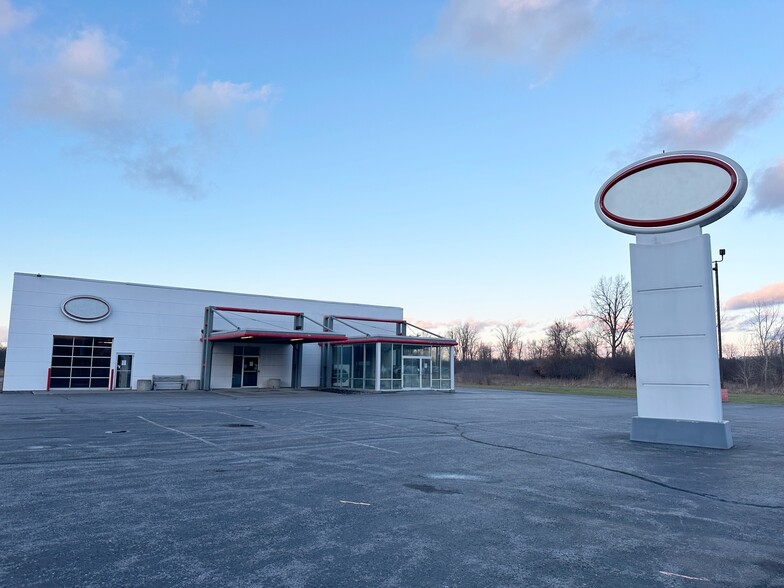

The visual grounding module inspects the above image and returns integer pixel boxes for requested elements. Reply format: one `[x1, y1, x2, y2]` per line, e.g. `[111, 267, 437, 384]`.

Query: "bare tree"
[576, 330, 601, 359]
[447, 322, 480, 362]
[747, 301, 784, 388]
[495, 323, 521, 365]
[545, 320, 578, 358]
[476, 342, 493, 361]
[525, 339, 545, 361]
[580, 275, 633, 358]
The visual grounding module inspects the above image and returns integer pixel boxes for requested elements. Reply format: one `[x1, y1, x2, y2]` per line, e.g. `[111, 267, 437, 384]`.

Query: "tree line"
[447, 275, 784, 393]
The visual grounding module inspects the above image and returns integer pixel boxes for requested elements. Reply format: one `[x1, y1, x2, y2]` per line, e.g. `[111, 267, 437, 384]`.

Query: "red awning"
[204, 330, 348, 344]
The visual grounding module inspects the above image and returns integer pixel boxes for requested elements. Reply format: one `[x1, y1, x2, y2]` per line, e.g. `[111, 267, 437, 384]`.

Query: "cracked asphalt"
[1, 387, 783, 587]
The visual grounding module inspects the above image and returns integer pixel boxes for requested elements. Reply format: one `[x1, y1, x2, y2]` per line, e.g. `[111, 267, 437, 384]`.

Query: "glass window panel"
[73, 357, 91, 367]
[74, 346, 92, 357]
[90, 378, 109, 388]
[93, 357, 110, 367]
[332, 364, 350, 387]
[72, 337, 93, 347]
[53, 336, 73, 346]
[50, 378, 69, 389]
[91, 368, 110, 378]
[72, 367, 90, 378]
[52, 356, 71, 367]
[51, 367, 70, 378]
[52, 346, 73, 356]
[365, 344, 376, 379]
[71, 378, 90, 388]
[93, 346, 111, 357]
[380, 380, 391, 390]
[352, 378, 363, 389]
[352, 345, 364, 380]
[380, 344, 393, 378]
[94, 339, 113, 347]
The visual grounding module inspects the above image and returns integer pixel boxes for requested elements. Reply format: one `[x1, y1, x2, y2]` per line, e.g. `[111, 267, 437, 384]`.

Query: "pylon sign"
[596, 151, 747, 449]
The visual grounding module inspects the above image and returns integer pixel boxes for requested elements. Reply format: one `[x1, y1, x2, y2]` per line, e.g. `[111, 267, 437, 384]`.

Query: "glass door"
[242, 356, 259, 387]
[402, 357, 432, 389]
[233, 346, 260, 388]
[115, 354, 133, 389]
[403, 357, 419, 388]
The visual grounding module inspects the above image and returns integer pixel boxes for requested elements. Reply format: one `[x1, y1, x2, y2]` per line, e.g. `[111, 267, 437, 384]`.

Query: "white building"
[4, 273, 455, 393]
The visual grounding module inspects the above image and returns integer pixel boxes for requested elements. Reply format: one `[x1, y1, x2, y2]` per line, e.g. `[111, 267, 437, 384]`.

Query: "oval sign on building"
[61, 296, 112, 322]
[595, 151, 747, 234]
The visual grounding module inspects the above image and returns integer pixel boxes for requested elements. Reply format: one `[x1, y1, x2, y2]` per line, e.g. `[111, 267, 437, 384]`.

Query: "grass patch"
[726, 392, 784, 405]
[462, 383, 784, 405]
[463, 383, 636, 399]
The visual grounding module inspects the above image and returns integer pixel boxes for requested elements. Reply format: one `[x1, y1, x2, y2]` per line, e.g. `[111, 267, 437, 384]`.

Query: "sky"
[1, 0, 783, 348]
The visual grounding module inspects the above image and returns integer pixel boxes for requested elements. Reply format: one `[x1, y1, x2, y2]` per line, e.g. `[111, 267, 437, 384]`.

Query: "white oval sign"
[595, 151, 747, 234]
[62, 296, 111, 322]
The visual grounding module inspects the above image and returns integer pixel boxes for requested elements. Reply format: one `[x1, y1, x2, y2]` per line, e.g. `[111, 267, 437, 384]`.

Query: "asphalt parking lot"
[1, 387, 783, 587]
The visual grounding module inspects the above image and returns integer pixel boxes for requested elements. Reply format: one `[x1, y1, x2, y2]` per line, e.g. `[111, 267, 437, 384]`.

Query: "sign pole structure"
[595, 151, 747, 449]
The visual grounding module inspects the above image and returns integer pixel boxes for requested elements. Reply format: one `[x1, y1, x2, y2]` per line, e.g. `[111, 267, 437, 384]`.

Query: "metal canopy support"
[321, 343, 333, 388]
[291, 343, 303, 389]
[200, 306, 215, 391]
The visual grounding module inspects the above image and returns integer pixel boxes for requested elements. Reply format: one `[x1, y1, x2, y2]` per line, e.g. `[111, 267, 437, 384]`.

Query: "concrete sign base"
[631, 417, 733, 449]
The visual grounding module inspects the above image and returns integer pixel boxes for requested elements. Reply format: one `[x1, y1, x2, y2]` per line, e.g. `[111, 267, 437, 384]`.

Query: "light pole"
[712, 248, 725, 387]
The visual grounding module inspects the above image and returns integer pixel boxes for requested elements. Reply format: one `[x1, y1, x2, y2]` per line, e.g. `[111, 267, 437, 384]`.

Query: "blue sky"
[1, 0, 783, 347]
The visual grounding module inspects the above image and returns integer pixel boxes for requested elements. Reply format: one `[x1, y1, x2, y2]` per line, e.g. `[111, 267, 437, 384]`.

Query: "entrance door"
[233, 346, 260, 388]
[115, 354, 133, 389]
[402, 357, 432, 389]
[242, 356, 259, 387]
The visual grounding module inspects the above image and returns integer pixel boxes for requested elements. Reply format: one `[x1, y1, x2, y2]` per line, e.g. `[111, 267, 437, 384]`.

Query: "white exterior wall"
[4, 273, 403, 391]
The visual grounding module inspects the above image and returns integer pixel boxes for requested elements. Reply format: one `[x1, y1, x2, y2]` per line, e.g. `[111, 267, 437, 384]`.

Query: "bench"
[152, 375, 186, 390]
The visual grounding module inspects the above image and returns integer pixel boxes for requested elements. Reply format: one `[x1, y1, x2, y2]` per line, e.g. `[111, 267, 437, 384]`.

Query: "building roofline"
[13, 272, 403, 313]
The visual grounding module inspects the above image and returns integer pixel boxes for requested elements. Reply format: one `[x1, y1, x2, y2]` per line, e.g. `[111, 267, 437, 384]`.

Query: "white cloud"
[726, 282, 784, 310]
[427, 0, 597, 74]
[0, 0, 34, 36]
[639, 91, 782, 153]
[750, 160, 784, 214]
[18, 29, 129, 137]
[10, 26, 275, 199]
[184, 81, 274, 128]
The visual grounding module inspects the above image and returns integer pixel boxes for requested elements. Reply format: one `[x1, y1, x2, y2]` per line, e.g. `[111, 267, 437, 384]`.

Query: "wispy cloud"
[9, 26, 275, 199]
[123, 145, 205, 199]
[425, 0, 597, 78]
[725, 282, 784, 310]
[638, 91, 782, 153]
[175, 0, 207, 25]
[0, 0, 35, 36]
[749, 160, 784, 214]
[184, 80, 274, 134]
